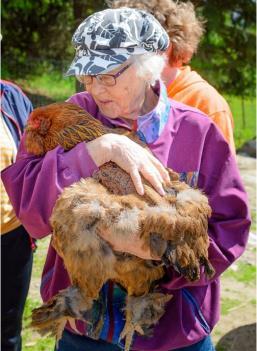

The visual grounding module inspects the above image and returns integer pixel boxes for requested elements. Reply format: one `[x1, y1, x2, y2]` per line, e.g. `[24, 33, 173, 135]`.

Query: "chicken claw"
[120, 293, 172, 351]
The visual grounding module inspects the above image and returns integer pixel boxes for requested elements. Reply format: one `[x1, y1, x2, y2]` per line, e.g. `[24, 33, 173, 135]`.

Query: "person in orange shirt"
[109, 0, 235, 153]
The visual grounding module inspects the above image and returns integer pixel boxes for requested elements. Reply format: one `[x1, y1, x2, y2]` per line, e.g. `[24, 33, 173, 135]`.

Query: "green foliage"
[191, 0, 256, 97]
[2, 0, 106, 66]
[2, 0, 73, 68]
[2, 0, 256, 98]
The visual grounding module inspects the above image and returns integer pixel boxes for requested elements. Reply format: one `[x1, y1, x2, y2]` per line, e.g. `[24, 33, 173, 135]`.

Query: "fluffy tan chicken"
[27, 102, 214, 350]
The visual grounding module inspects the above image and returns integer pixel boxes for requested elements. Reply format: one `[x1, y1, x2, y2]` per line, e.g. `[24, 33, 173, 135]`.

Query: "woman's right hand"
[86, 133, 169, 196]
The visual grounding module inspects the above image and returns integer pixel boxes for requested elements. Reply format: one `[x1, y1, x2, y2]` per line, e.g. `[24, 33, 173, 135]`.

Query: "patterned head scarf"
[65, 8, 169, 76]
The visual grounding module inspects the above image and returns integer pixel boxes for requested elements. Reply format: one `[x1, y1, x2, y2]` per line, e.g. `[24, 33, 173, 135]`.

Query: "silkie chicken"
[26, 102, 215, 351]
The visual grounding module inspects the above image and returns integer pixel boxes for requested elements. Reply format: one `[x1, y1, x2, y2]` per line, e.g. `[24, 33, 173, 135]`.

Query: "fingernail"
[159, 188, 165, 196]
[137, 186, 144, 196]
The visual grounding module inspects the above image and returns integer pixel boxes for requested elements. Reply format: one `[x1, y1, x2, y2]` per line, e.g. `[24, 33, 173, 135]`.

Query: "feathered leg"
[120, 293, 172, 351]
[31, 286, 93, 343]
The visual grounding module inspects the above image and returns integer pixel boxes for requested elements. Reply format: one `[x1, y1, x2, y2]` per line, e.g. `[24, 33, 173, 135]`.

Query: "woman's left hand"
[87, 133, 169, 196]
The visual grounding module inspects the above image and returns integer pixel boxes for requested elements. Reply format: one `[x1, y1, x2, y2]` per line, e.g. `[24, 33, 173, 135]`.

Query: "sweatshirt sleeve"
[1, 137, 98, 239]
[161, 124, 251, 290]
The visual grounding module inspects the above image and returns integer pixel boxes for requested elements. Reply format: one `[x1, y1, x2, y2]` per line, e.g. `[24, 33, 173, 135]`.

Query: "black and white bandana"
[65, 8, 169, 76]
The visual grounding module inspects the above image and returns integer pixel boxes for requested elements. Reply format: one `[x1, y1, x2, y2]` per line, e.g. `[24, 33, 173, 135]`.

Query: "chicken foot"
[120, 293, 172, 351]
[31, 286, 94, 343]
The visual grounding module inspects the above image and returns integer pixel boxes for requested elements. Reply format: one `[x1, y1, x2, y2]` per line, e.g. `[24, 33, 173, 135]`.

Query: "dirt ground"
[236, 155, 256, 210]
[27, 154, 256, 350]
[212, 155, 256, 351]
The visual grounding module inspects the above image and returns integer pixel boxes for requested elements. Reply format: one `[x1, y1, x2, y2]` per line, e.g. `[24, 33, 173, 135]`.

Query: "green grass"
[223, 262, 256, 285]
[226, 95, 256, 149]
[250, 210, 256, 233]
[221, 297, 241, 315]
[216, 346, 226, 351]
[32, 237, 51, 279]
[14, 72, 75, 102]
[22, 238, 55, 351]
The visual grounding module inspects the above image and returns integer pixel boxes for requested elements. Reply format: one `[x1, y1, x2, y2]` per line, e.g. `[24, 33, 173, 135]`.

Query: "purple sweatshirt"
[1, 85, 250, 350]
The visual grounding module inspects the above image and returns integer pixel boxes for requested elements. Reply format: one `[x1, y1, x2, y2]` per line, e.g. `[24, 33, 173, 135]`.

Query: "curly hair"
[107, 0, 205, 65]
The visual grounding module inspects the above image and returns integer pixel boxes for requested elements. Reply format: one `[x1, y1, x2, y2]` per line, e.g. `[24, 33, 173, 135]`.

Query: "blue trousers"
[1, 225, 33, 351]
[55, 329, 215, 351]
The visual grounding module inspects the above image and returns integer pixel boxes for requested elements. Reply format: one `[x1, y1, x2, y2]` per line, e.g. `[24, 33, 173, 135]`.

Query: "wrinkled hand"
[86, 133, 169, 196]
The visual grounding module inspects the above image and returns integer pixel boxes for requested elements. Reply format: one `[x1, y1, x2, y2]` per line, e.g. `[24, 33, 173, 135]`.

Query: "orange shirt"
[167, 66, 235, 153]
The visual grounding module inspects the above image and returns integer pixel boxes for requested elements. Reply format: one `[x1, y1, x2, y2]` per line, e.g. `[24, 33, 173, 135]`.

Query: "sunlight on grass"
[22, 237, 55, 350]
[33, 237, 51, 279]
[223, 262, 256, 285]
[221, 297, 241, 315]
[226, 95, 256, 149]
[15, 72, 75, 102]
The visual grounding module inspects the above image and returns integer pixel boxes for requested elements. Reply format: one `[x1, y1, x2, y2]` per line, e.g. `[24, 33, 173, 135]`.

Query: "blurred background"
[1, 1, 256, 350]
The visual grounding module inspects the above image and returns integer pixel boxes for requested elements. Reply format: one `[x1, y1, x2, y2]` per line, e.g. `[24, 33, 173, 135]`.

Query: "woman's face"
[85, 63, 148, 121]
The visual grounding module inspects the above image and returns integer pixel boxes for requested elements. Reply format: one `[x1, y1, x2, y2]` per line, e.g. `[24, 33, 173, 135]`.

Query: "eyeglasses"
[78, 63, 132, 87]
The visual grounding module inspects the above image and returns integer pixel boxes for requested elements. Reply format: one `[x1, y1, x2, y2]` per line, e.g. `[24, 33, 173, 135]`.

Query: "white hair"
[130, 53, 167, 85]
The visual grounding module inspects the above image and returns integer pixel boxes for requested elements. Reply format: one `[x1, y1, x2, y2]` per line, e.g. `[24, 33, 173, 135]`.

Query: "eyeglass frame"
[79, 63, 132, 87]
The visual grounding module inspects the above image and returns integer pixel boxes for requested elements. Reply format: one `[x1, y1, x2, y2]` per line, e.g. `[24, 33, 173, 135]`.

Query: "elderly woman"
[110, 0, 236, 153]
[2, 7, 250, 351]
